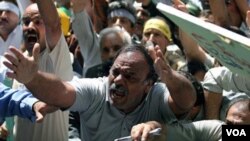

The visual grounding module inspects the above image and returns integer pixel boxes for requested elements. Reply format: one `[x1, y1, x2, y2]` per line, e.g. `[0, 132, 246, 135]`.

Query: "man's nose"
[0, 11, 7, 18]
[114, 19, 122, 26]
[27, 21, 37, 28]
[109, 50, 116, 59]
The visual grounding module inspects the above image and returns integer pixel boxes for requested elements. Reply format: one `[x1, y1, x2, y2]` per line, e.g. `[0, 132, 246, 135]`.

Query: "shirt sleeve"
[68, 77, 106, 113]
[72, 10, 102, 76]
[202, 67, 224, 93]
[0, 83, 38, 122]
[202, 66, 250, 93]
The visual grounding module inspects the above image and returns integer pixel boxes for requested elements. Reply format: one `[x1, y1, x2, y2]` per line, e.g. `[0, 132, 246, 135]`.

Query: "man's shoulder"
[150, 82, 169, 94]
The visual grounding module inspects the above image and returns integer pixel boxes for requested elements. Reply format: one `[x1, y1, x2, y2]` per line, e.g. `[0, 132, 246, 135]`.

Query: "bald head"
[226, 99, 250, 125]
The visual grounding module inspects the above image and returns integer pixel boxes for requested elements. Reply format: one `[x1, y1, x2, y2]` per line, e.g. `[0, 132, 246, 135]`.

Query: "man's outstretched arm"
[3, 44, 76, 109]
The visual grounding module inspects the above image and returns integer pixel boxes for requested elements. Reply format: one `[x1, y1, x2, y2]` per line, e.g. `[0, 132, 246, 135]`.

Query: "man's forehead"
[114, 52, 147, 67]
[23, 4, 39, 17]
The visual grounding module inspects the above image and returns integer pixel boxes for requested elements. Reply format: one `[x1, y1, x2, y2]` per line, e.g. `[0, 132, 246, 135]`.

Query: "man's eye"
[102, 47, 110, 53]
[22, 19, 31, 26]
[144, 33, 150, 37]
[34, 19, 41, 25]
[112, 68, 119, 76]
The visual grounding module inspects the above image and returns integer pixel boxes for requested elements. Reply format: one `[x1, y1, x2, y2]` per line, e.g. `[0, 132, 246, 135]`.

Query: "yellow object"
[143, 18, 172, 41]
[57, 8, 70, 36]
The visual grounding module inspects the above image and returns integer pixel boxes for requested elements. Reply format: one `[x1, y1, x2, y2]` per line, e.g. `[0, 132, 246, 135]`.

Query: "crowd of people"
[0, 0, 249, 141]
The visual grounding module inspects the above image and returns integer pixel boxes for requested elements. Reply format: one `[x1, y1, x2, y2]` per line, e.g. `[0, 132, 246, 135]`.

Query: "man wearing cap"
[107, 0, 137, 35]
[142, 17, 186, 70]
[142, 17, 173, 54]
[0, 0, 22, 55]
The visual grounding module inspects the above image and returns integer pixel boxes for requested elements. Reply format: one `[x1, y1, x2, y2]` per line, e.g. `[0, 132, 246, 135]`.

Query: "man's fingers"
[33, 43, 40, 62]
[147, 46, 157, 61]
[131, 125, 144, 141]
[4, 52, 19, 67]
[141, 127, 151, 141]
[8, 46, 25, 62]
[3, 61, 16, 72]
[155, 46, 169, 65]
[35, 111, 44, 123]
[5, 72, 17, 79]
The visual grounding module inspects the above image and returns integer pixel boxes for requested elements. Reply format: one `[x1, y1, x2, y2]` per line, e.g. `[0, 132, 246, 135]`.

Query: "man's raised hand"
[3, 43, 40, 84]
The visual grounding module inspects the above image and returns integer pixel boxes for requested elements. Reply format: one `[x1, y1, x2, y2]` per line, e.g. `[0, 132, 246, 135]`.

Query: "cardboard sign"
[157, 3, 250, 77]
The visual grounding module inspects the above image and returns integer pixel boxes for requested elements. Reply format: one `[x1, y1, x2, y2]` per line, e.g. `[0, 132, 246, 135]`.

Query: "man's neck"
[0, 32, 9, 41]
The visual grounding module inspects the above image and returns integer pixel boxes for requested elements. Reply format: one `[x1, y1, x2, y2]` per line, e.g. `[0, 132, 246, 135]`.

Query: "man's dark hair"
[114, 44, 158, 83]
[187, 59, 207, 75]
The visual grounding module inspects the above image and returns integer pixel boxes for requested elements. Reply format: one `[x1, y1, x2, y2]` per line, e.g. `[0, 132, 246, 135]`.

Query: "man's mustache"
[0, 18, 8, 24]
[110, 83, 128, 96]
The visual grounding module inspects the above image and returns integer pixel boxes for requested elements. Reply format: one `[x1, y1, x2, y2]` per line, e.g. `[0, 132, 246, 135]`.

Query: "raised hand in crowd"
[3, 43, 40, 84]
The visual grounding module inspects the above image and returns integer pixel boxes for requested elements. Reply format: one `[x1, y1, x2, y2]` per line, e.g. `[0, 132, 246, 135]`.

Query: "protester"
[142, 16, 186, 70]
[11, 0, 73, 141]
[0, 1, 22, 55]
[220, 91, 250, 125]
[3, 43, 196, 141]
[85, 26, 131, 78]
[107, 0, 137, 35]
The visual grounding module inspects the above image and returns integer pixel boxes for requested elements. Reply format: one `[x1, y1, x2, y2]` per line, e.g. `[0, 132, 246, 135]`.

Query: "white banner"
[157, 3, 250, 77]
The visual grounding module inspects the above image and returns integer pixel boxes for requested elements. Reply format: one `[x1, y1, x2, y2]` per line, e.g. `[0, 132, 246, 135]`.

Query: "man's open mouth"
[24, 29, 39, 44]
[0, 19, 8, 25]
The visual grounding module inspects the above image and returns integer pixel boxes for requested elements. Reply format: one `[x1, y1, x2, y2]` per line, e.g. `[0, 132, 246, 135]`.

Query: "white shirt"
[14, 34, 74, 141]
[0, 24, 22, 55]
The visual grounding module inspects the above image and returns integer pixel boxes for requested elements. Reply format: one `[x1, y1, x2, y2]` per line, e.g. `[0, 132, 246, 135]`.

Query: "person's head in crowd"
[225, 98, 250, 125]
[99, 26, 131, 63]
[21, 3, 47, 55]
[142, 17, 172, 54]
[107, 0, 136, 35]
[187, 59, 207, 81]
[0, 0, 20, 41]
[108, 44, 158, 113]
[134, 3, 150, 40]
